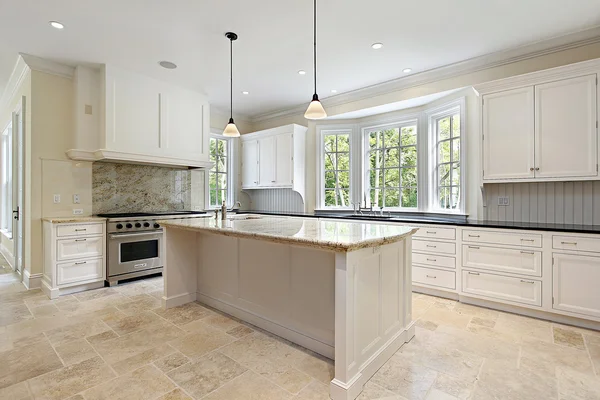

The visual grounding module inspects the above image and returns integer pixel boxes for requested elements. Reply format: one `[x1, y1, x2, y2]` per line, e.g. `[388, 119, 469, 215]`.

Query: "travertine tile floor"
[1, 255, 600, 400]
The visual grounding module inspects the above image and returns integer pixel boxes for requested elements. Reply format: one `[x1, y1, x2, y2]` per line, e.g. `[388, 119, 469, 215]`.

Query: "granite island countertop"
[159, 215, 418, 251]
[42, 216, 107, 224]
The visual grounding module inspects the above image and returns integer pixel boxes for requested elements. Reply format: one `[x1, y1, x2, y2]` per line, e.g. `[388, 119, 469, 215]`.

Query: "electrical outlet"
[498, 196, 510, 206]
[53, 194, 61, 204]
[72, 209, 83, 215]
[73, 194, 80, 204]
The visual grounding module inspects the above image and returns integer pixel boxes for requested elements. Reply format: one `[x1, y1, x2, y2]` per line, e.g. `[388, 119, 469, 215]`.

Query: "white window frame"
[427, 97, 466, 214]
[316, 125, 355, 210]
[1, 121, 12, 234]
[205, 132, 237, 209]
[362, 119, 420, 211]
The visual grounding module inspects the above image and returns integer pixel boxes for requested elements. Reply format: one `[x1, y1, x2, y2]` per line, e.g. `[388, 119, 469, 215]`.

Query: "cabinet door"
[258, 136, 275, 186]
[482, 87, 535, 180]
[535, 75, 597, 179]
[275, 133, 293, 186]
[553, 253, 600, 318]
[242, 140, 259, 188]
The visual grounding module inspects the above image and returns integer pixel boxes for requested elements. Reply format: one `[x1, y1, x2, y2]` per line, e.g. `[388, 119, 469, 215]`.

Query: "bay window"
[317, 128, 353, 209]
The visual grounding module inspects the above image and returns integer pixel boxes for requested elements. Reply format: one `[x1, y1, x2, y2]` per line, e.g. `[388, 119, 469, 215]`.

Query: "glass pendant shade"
[223, 118, 240, 137]
[304, 94, 327, 119]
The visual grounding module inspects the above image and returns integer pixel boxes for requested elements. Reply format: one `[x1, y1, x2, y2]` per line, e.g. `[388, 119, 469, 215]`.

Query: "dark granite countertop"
[241, 210, 600, 234]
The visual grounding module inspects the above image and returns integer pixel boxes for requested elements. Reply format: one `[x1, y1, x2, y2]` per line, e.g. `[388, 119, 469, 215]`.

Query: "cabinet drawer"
[462, 245, 541, 277]
[413, 252, 455, 269]
[57, 258, 104, 286]
[461, 270, 541, 306]
[413, 226, 456, 240]
[413, 240, 455, 255]
[553, 235, 600, 254]
[413, 266, 455, 289]
[462, 229, 541, 248]
[57, 223, 104, 237]
[57, 236, 104, 261]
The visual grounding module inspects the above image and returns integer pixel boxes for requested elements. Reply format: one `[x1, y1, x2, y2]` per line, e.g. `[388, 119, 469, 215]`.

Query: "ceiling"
[0, 0, 599, 118]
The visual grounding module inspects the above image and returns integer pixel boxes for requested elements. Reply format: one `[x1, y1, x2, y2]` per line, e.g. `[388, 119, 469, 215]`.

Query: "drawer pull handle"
[520, 239, 535, 242]
[468, 234, 480, 238]
[426, 245, 437, 248]
[75, 239, 87, 242]
[74, 261, 87, 265]
[75, 229, 87, 232]
[426, 231, 437, 234]
[468, 271, 480, 275]
[561, 241, 577, 245]
[520, 251, 534, 255]
[426, 275, 437, 279]
[427, 258, 437, 262]
[520, 279, 535, 284]
[468, 246, 480, 249]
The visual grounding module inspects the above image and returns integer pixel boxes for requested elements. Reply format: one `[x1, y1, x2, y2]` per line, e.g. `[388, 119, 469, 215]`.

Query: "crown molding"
[0, 55, 30, 114]
[20, 53, 75, 79]
[251, 25, 600, 124]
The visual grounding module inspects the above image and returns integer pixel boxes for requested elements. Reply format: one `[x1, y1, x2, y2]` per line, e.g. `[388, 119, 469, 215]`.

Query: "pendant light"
[304, 0, 327, 120]
[223, 32, 241, 137]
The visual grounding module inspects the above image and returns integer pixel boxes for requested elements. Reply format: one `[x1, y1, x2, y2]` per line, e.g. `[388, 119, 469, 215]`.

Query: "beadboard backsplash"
[484, 181, 600, 225]
[92, 162, 204, 214]
[246, 189, 304, 213]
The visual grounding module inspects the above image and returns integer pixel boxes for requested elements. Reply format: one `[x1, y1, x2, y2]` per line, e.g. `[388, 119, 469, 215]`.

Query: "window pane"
[337, 189, 350, 206]
[452, 139, 460, 162]
[384, 189, 400, 207]
[401, 187, 418, 208]
[369, 150, 383, 170]
[401, 126, 417, 146]
[324, 153, 335, 170]
[210, 138, 217, 157]
[370, 188, 383, 208]
[384, 169, 399, 188]
[385, 148, 399, 168]
[337, 153, 350, 170]
[370, 169, 384, 189]
[437, 117, 451, 140]
[338, 171, 350, 189]
[216, 140, 226, 157]
[438, 187, 449, 209]
[401, 167, 417, 188]
[325, 190, 337, 207]
[337, 135, 350, 151]
[401, 146, 417, 166]
[451, 186, 460, 209]
[452, 114, 460, 137]
[438, 140, 450, 163]
[210, 190, 217, 206]
[383, 128, 399, 147]
[438, 164, 451, 186]
[209, 172, 217, 190]
[369, 131, 383, 149]
[325, 171, 336, 188]
[218, 172, 227, 190]
[324, 135, 336, 152]
[217, 156, 227, 173]
[452, 163, 460, 186]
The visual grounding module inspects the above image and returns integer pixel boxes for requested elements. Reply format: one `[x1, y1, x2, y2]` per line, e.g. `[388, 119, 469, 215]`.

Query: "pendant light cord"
[230, 37, 233, 120]
[313, 0, 317, 95]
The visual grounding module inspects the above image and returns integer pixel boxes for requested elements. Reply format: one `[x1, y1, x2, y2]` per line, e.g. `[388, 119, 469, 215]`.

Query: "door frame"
[11, 96, 25, 277]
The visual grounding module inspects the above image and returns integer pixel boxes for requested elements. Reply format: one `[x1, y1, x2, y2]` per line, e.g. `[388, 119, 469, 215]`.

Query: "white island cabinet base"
[161, 217, 415, 400]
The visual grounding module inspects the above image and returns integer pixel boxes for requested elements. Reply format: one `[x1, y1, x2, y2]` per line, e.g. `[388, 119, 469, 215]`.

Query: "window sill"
[0, 229, 13, 240]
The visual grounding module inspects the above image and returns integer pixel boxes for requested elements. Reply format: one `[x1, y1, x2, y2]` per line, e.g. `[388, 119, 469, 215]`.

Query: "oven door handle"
[109, 232, 162, 240]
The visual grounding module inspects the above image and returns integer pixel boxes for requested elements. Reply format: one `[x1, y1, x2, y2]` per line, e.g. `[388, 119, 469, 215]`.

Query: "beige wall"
[249, 43, 600, 216]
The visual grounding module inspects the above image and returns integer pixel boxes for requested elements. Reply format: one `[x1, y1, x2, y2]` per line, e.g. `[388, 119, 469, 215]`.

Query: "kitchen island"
[160, 215, 417, 400]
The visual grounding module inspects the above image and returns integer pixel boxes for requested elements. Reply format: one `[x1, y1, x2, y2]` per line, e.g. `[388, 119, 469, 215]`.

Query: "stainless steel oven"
[108, 230, 163, 279]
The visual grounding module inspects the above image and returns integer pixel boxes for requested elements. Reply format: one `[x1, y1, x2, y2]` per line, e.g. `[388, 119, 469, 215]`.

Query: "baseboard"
[22, 270, 42, 290]
[163, 292, 197, 309]
[0, 242, 15, 270]
[413, 285, 459, 300]
[41, 279, 59, 299]
[196, 292, 335, 359]
[329, 321, 416, 400]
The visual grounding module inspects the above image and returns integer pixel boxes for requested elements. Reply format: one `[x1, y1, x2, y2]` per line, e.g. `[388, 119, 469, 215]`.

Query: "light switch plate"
[53, 194, 60, 204]
[73, 194, 80, 204]
[72, 209, 83, 215]
[498, 196, 510, 206]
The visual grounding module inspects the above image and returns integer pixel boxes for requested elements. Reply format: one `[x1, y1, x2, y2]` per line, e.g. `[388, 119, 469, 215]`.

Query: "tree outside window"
[435, 113, 461, 210]
[209, 137, 228, 207]
[323, 133, 351, 207]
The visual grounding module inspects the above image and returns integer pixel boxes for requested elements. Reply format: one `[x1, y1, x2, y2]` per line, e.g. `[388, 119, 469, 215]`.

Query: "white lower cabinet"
[43, 220, 107, 299]
[462, 244, 542, 277]
[413, 266, 455, 290]
[553, 253, 600, 319]
[462, 270, 542, 307]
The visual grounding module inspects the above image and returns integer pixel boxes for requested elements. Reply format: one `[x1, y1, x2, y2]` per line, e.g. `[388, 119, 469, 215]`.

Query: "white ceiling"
[0, 0, 599, 118]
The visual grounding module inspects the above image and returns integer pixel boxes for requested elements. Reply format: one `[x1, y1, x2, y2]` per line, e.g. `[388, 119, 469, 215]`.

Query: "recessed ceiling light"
[298, 70, 306, 75]
[159, 61, 177, 69]
[49, 21, 64, 29]
[371, 43, 383, 50]
[403, 68, 412, 73]
[331, 89, 337, 93]
[242, 91, 249, 95]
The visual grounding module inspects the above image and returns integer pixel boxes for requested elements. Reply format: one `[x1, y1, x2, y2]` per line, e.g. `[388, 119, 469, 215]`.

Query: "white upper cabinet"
[535, 75, 597, 179]
[241, 124, 307, 206]
[482, 87, 535, 180]
[477, 59, 600, 183]
[68, 65, 211, 168]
